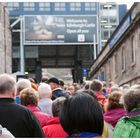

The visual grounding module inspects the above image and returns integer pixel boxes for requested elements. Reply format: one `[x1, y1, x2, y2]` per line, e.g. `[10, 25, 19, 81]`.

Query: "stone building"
[0, 3, 12, 74]
[89, 3, 140, 86]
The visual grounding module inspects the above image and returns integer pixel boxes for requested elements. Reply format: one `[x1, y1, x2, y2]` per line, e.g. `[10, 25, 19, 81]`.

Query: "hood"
[125, 108, 140, 128]
[104, 108, 126, 127]
[127, 115, 140, 128]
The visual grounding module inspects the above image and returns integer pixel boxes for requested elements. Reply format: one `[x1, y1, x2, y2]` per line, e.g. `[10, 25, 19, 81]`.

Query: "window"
[70, 3, 81, 11]
[131, 36, 136, 64]
[110, 28, 116, 36]
[7, 2, 19, 11]
[122, 46, 126, 71]
[110, 16, 117, 23]
[109, 4, 117, 10]
[108, 59, 112, 80]
[101, 41, 107, 49]
[54, 2, 66, 11]
[85, 2, 96, 11]
[23, 2, 35, 11]
[39, 2, 50, 11]
[103, 30, 109, 40]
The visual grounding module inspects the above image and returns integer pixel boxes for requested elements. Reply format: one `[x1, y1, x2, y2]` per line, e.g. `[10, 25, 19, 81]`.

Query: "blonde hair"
[20, 88, 39, 106]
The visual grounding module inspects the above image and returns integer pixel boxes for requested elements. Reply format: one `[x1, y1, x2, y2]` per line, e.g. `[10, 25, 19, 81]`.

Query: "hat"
[47, 77, 60, 85]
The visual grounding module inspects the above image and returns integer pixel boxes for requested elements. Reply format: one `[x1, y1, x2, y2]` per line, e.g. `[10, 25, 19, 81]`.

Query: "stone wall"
[0, 3, 12, 74]
[89, 3, 140, 86]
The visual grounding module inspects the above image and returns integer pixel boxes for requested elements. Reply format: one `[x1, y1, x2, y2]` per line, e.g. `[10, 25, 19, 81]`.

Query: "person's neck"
[0, 94, 15, 99]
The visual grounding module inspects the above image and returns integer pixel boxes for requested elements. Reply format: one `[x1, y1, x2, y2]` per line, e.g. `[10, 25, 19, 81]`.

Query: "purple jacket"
[104, 108, 126, 127]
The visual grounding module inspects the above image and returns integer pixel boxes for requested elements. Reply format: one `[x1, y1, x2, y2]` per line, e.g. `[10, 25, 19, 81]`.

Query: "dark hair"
[47, 77, 59, 85]
[52, 97, 66, 116]
[59, 79, 65, 87]
[90, 79, 103, 92]
[59, 93, 104, 135]
[107, 91, 123, 110]
[122, 89, 140, 112]
[79, 89, 97, 100]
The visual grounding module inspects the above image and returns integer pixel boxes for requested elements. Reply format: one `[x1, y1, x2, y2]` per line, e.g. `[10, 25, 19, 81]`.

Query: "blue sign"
[109, 13, 131, 48]
[82, 68, 87, 76]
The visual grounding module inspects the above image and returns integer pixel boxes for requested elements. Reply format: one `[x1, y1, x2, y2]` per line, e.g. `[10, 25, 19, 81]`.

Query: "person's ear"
[12, 87, 17, 98]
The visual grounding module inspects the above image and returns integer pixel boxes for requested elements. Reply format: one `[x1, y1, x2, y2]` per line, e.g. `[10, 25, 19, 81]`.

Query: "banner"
[24, 15, 98, 45]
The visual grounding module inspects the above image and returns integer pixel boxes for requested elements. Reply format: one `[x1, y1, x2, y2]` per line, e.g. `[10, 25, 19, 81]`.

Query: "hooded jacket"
[43, 117, 68, 138]
[113, 108, 140, 138]
[104, 108, 126, 127]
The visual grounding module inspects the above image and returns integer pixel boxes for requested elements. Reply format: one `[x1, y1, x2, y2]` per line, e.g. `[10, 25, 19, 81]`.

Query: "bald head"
[0, 74, 16, 95]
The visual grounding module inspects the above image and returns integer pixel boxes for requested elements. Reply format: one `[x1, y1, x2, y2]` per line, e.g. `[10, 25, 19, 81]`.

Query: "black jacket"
[0, 98, 45, 138]
[52, 88, 69, 100]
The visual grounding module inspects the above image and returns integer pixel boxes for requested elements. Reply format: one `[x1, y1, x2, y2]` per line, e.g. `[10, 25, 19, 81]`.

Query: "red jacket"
[27, 105, 52, 127]
[96, 92, 107, 105]
[43, 117, 68, 138]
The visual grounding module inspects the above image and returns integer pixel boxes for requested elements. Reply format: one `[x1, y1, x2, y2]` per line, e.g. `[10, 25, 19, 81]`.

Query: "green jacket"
[113, 113, 140, 138]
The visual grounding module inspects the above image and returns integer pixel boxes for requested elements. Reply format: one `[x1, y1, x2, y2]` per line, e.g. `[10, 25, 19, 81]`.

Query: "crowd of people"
[0, 73, 140, 138]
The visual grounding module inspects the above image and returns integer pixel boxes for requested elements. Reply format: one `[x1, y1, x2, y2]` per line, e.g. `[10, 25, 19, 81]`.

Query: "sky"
[116, 1, 135, 9]
[0, 0, 137, 10]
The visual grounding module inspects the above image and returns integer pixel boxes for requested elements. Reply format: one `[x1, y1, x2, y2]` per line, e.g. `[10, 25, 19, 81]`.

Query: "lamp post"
[20, 16, 25, 75]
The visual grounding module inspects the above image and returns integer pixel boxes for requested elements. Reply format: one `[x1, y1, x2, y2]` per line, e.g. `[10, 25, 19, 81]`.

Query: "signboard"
[82, 68, 87, 77]
[23, 15, 97, 45]
[109, 13, 131, 48]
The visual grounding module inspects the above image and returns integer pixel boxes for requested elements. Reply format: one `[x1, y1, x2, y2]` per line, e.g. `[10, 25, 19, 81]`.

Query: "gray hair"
[38, 83, 52, 99]
[16, 79, 31, 95]
[90, 79, 103, 92]
[0, 74, 16, 94]
[52, 97, 66, 116]
[121, 89, 140, 112]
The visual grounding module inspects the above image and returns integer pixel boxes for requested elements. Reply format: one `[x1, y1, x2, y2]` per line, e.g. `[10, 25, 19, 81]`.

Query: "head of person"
[121, 89, 140, 112]
[41, 76, 49, 83]
[104, 91, 123, 111]
[16, 79, 31, 95]
[47, 77, 60, 90]
[83, 89, 97, 100]
[66, 85, 75, 96]
[82, 80, 92, 90]
[59, 92, 104, 135]
[38, 82, 52, 99]
[52, 97, 66, 117]
[28, 78, 38, 91]
[73, 83, 80, 91]
[28, 78, 35, 83]
[110, 84, 121, 93]
[59, 79, 65, 89]
[20, 88, 39, 107]
[90, 79, 103, 93]
[0, 74, 16, 98]
[131, 84, 140, 90]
